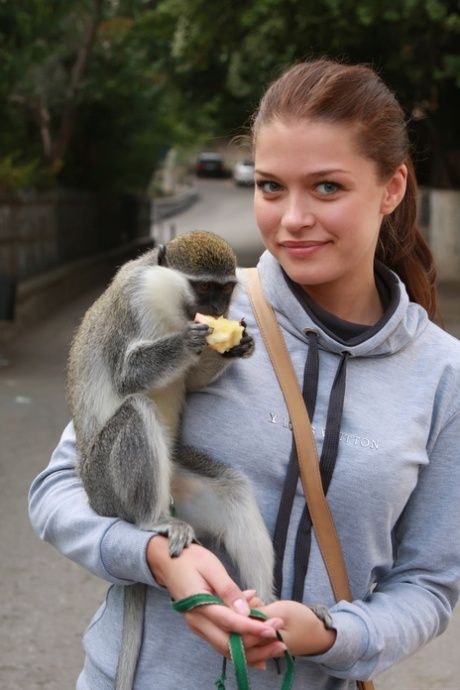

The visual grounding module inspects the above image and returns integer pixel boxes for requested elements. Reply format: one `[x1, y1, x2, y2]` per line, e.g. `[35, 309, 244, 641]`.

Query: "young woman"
[29, 59, 460, 689]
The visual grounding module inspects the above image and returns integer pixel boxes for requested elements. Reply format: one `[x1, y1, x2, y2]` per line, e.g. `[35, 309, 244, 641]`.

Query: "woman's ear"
[380, 164, 408, 214]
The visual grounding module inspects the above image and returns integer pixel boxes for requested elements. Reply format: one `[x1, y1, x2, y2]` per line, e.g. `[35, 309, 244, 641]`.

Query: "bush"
[0, 153, 57, 194]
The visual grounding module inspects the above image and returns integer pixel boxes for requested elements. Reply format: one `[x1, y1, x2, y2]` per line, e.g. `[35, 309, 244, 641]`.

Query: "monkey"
[67, 231, 275, 690]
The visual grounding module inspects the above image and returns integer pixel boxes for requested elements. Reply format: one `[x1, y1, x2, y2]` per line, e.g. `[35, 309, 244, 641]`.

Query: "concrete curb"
[151, 187, 199, 223]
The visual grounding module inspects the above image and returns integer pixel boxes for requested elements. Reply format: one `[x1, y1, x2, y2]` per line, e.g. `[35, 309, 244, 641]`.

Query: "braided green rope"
[172, 593, 295, 690]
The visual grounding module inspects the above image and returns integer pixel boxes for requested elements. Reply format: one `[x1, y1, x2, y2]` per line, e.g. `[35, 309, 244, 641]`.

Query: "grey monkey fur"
[67, 231, 275, 690]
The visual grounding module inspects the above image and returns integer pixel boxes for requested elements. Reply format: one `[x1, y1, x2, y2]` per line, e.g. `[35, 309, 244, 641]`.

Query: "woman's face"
[254, 118, 406, 318]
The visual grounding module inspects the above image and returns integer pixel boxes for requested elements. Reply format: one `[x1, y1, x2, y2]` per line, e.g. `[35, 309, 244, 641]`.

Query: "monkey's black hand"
[185, 322, 211, 355]
[222, 319, 255, 359]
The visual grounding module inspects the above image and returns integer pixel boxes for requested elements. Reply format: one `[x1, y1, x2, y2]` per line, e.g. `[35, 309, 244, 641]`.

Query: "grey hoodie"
[28, 250, 460, 689]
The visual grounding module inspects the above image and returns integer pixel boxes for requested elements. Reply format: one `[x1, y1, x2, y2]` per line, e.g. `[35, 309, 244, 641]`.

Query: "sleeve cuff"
[305, 604, 370, 672]
[100, 520, 159, 586]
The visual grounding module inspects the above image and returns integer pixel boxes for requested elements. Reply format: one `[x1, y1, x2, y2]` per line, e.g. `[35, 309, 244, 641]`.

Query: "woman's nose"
[281, 194, 315, 232]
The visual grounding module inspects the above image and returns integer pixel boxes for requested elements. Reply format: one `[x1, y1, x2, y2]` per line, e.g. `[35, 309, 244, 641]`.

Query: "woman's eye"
[256, 180, 282, 194]
[316, 181, 340, 195]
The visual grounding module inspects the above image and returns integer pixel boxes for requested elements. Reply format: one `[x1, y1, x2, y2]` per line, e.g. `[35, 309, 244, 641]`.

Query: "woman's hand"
[254, 600, 337, 657]
[199, 592, 336, 669]
[146, 535, 286, 667]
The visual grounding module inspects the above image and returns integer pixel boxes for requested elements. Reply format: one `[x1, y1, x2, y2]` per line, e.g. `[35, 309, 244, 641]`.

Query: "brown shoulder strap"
[244, 268, 374, 690]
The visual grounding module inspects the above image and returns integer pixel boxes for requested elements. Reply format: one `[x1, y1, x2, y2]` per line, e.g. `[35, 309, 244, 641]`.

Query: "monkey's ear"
[157, 245, 167, 266]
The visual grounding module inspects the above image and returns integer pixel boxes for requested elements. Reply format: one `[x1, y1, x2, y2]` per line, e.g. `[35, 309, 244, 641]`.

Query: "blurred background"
[0, 1, 459, 688]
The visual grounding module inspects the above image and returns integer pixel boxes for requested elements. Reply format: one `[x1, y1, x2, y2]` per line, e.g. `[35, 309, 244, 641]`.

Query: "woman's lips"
[280, 241, 328, 257]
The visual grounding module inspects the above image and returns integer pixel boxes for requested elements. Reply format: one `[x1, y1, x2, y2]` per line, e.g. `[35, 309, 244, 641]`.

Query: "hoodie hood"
[255, 250, 430, 358]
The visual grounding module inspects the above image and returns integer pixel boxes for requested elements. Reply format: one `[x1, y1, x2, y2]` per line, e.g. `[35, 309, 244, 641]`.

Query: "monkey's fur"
[67, 231, 275, 690]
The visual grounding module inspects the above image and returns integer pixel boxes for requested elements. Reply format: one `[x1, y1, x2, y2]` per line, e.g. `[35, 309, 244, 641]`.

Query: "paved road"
[1, 178, 459, 689]
[152, 177, 265, 266]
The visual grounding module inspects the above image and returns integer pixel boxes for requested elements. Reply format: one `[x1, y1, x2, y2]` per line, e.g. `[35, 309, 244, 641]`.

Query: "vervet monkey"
[67, 231, 275, 690]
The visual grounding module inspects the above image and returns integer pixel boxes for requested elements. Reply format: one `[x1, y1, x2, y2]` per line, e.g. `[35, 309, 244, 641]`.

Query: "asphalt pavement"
[0, 196, 459, 688]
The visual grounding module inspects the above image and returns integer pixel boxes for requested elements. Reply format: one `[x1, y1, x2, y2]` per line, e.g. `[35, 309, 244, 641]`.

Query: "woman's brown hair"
[252, 59, 438, 319]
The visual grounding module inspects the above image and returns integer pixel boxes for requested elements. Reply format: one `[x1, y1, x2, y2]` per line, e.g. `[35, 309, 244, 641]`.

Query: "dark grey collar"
[283, 262, 400, 346]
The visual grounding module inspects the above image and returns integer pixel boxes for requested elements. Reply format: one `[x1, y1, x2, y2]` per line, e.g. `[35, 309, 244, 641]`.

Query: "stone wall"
[419, 188, 460, 283]
[0, 189, 150, 282]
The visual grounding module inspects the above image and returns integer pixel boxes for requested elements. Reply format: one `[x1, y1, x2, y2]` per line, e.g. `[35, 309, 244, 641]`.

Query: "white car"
[233, 159, 254, 186]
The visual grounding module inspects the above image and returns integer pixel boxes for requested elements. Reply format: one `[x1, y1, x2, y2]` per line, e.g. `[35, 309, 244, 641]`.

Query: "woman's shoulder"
[419, 317, 460, 362]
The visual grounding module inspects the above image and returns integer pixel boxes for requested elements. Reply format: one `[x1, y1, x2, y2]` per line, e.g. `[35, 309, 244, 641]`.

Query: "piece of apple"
[195, 313, 245, 353]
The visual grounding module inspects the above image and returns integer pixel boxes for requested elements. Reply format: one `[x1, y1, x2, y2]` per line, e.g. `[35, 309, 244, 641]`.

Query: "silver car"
[233, 159, 254, 186]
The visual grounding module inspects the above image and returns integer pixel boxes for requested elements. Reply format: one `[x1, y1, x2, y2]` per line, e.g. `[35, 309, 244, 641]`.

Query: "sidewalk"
[0, 279, 459, 690]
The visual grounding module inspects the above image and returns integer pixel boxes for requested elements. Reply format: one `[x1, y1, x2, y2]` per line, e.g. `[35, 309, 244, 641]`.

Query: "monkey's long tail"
[114, 582, 146, 690]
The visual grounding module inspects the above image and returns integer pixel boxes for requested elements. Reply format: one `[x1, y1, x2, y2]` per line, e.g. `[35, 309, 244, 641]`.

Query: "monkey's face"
[189, 280, 236, 318]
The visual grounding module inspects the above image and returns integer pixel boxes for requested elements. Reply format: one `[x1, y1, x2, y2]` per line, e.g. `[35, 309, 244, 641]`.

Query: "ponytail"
[377, 160, 438, 319]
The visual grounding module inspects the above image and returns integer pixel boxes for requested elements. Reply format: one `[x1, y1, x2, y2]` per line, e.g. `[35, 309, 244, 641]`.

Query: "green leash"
[172, 593, 295, 690]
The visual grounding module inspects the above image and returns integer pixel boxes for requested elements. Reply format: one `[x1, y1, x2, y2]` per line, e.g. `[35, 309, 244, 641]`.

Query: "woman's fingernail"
[233, 598, 250, 615]
[260, 627, 277, 639]
[267, 618, 283, 630]
[254, 661, 267, 670]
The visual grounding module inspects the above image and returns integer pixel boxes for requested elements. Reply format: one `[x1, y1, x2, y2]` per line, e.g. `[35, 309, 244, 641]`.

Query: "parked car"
[194, 152, 226, 177]
[233, 159, 255, 186]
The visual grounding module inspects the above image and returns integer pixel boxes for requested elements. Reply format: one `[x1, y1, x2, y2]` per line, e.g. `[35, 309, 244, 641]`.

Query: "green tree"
[0, 0, 182, 192]
[1, 1, 103, 176]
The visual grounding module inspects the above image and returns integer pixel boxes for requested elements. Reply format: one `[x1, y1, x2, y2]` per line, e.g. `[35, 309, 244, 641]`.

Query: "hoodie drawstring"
[272, 332, 350, 601]
[272, 332, 319, 598]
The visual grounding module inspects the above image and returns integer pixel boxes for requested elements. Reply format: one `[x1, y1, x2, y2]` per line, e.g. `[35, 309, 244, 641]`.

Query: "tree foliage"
[0, 0, 183, 192]
[155, 0, 460, 187]
[0, 0, 459, 192]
